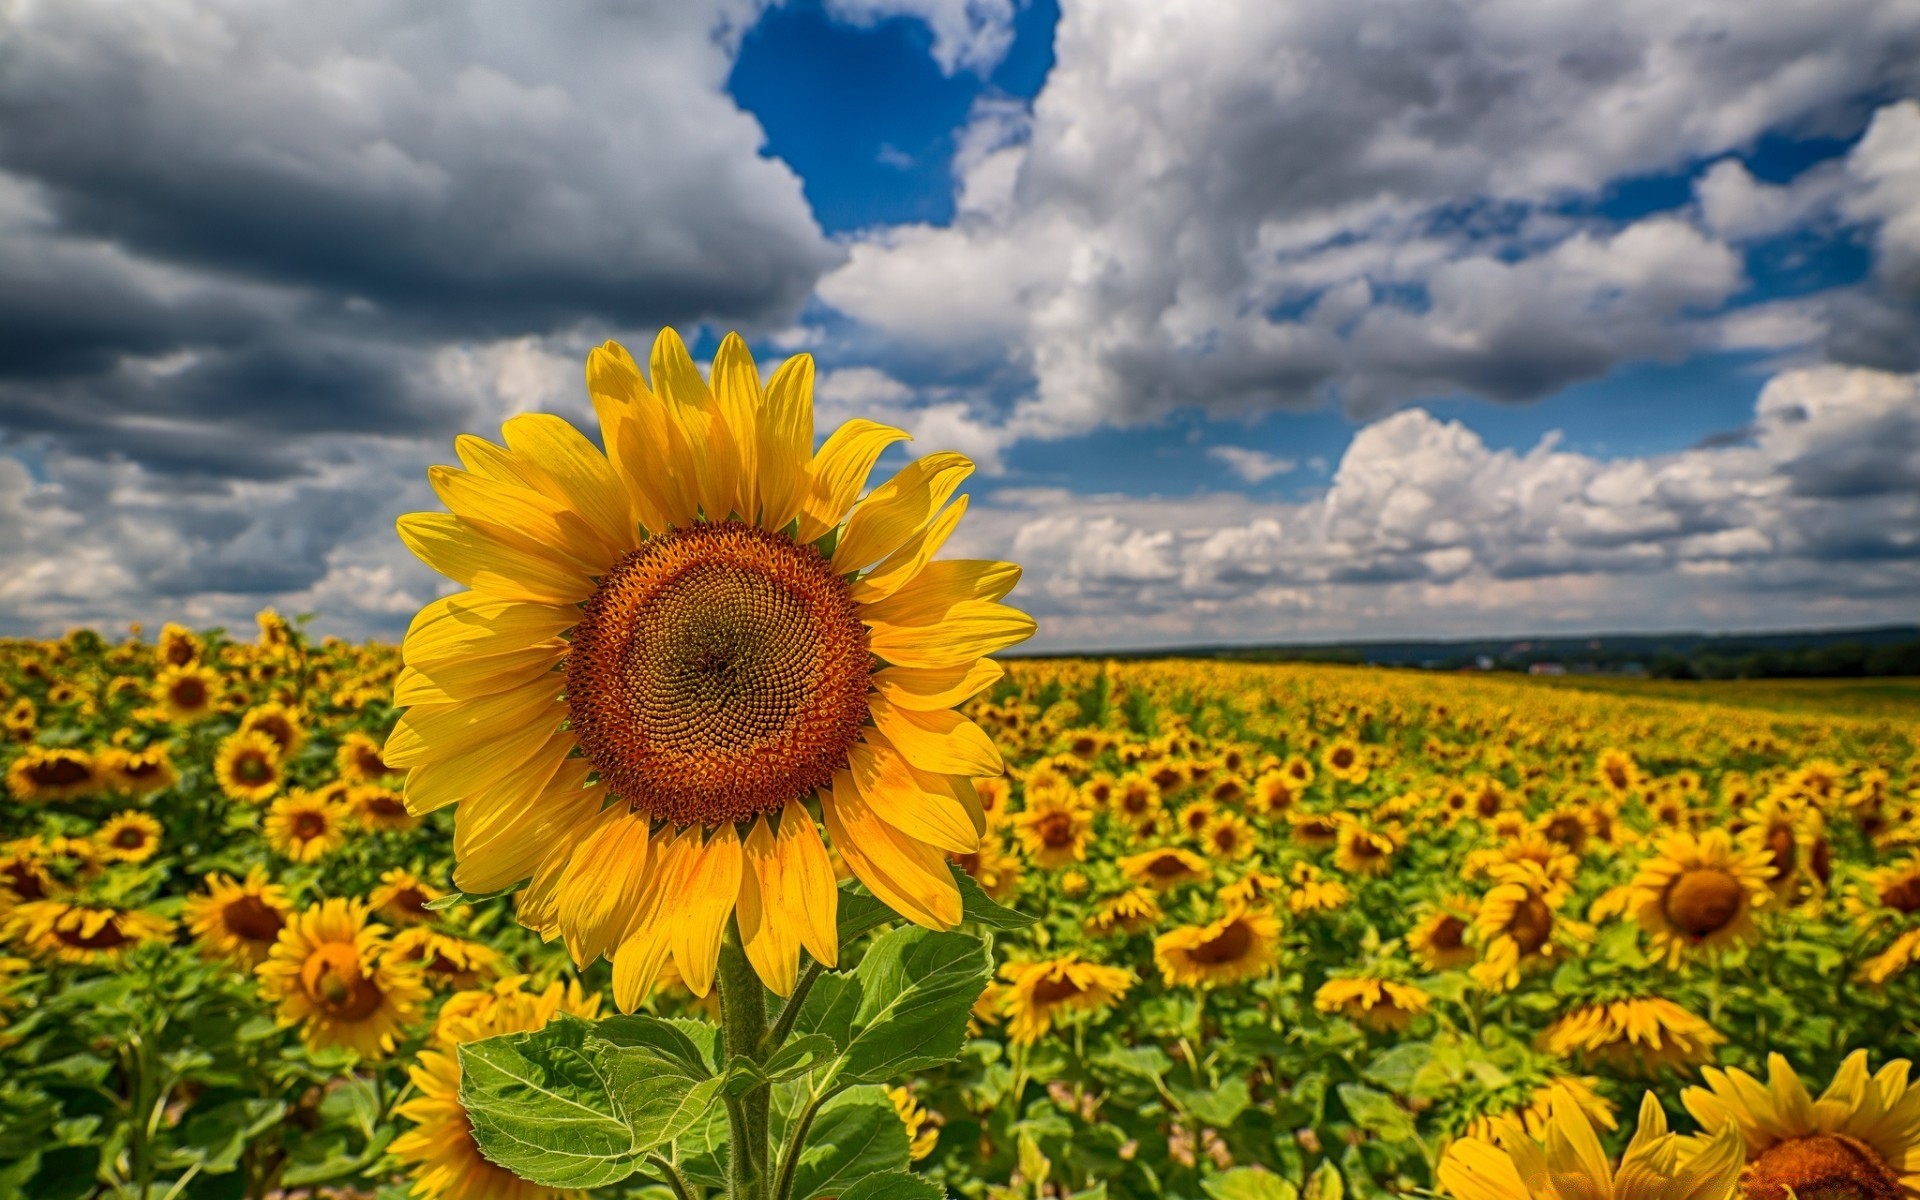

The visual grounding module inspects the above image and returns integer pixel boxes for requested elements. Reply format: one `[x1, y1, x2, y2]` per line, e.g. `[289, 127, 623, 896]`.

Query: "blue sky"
[0, 0, 1917, 647]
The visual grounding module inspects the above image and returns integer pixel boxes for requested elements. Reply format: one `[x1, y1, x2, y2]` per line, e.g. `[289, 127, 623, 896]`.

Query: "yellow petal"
[777, 801, 840, 967]
[738, 819, 800, 996]
[650, 327, 737, 521]
[868, 696, 1004, 777]
[401, 709, 565, 814]
[427, 465, 610, 571]
[823, 770, 960, 929]
[756, 353, 815, 533]
[396, 513, 595, 604]
[587, 340, 694, 532]
[404, 592, 577, 666]
[452, 750, 599, 890]
[611, 924, 673, 1014]
[832, 451, 973, 572]
[847, 495, 968, 605]
[868, 600, 1035, 669]
[554, 808, 653, 966]
[386, 683, 564, 768]
[871, 659, 1005, 711]
[501, 414, 638, 557]
[455, 433, 535, 487]
[667, 824, 744, 997]
[398, 641, 564, 703]
[861, 559, 1021, 626]
[1436, 1140, 1531, 1200]
[798, 419, 910, 543]
[709, 332, 762, 519]
[849, 732, 982, 854]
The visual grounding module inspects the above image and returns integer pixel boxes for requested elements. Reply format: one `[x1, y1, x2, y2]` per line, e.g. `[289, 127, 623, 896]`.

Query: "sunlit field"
[4, 618, 1916, 1199]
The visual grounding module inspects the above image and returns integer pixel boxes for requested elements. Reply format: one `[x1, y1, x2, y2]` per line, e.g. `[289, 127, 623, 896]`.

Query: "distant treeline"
[1647, 638, 1920, 680]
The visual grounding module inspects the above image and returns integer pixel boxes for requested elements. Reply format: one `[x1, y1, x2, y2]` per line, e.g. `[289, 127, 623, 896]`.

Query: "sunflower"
[386, 927, 500, 991]
[388, 330, 1032, 1007]
[1154, 905, 1281, 989]
[258, 898, 426, 1058]
[102, 746, 177, 797]
[10, 900, 173, 965]
[1627, 829, 1774, 968]
[1251, 770, 1298, 820]
[1596, 748, 1641, 797]
[1314, 976, 1431, 1031]
[1201, 811, 1257, 861]
[6, 746, 100, 803]
[998, 954, 1136, 1043]
[1682, 1051, 1920, 1200]
[349, 784, 417, 832]
[1471, 861, 1585, 992]
[1281, 754, 1315, 788]
[156, 622, 201, 667]
[184, 867, 293, 968]
[1852, 854, 1920, 931]
[1409, 896, 1479, 971]
[264, 791, 349, 862]
[1013, 786, 1094, 868]
[1111, 772, 1164, 829]
[1287, 863, 1352, 914]
[1861, 930, 1920, 986]
[1119, 846, 1210, 891]
[1175, 798, 1218, 840]
[1334, 818, 1403, 877]
[1086, 887, 1162, 936]
[95, 810, 163, 863]
[1460, 1076, 1618, 1144]
[1540, 997, 1725, 1075]
[1439, 1092, 1744, 1200]
[1287, 811, 1341, 848]
[335, 731, 397, 784]
[154, 663, 220, 722]
[889, 1086, 940, 1162]
[1321, 739, 1368, 785]
[370, 868, 442, 925]
[239, 702, 306, 757]
[214, 730, 284, 804]
[394, 978, 600, 1200]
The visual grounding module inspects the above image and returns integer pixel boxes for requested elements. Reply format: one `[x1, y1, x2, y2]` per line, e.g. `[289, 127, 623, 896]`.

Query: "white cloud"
[1207, 446, 1297, 483]
[822, 0, 1018, 75]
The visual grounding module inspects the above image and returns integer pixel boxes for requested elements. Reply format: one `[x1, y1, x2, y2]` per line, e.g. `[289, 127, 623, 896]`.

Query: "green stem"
[762, 958, 826, 1056]
[718, 934, 771, 1200]
[771, 1090, 831, 1200]
[650, 1153, 700, 1200]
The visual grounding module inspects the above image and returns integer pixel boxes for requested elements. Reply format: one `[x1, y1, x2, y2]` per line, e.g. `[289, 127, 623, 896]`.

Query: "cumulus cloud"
[818, 0, 1920, 433]
[948, 364, 1920, 649]
[1207, 446, 1297, 483]
[822, 0, 1018, 75]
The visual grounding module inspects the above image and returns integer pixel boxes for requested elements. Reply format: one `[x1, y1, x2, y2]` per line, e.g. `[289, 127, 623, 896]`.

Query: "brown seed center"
[1192, 918, 1254, 965]
[1663, 868, 1745, 937]
[567, 521, 872, 827]
[1744, 1134, 1904, 1200]
[1881, 871, 1920, 915]
[223, 895, 287, 943]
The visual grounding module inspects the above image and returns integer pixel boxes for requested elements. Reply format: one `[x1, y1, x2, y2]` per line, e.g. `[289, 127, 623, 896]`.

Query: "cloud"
[818, 0, 1920, 435]
[947, 364, 1920, 649]
[1207, 446, 1297, 483]
[822, 0, 1019, 75]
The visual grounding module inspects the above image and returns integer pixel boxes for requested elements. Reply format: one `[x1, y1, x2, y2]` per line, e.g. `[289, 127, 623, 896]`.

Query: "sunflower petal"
[849, 732, 982, 854]
[823, 770, 961, 929]
[868, 600, 1035, 668]
[501, 414, 637, 557]
[650, 327, 737, 521]
[554, 808, 653, 966]
[848, 495, 968, 605]
[798, 419, 910, 543]
[756, 353, 815, 533]
[396, 513, 596, 604]
[868, 696, 1004, 777]
[667, 825, 744, 997]
[871, 660, 1005, 711]
[860, 559, 1021, 626]
[710, 332, 762, 519]
[739, 819, 799, 996]
[833, 451, 973, 571]
[587, 340, 693, 532]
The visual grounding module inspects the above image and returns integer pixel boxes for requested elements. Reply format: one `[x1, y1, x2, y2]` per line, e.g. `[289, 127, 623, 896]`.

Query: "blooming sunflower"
[889, 1086, 940, 1162]
[1321, 739, 1368, 785]
[239, 702, 306, 757]
[949, 832, 1021, 902]
[1682, 1051, 1920, 1200]
[1409, 896, 1479, 971]
[1596, 748, 1641, 797]
[1439, 1092, 1743, 1200]
[10, 900, 173, 965]
[214, 729, 284, 804]
[1154, 904, 1281, 989]
[1119, 846, 1210, 891]
[336, 731, 398, 784]
[370, 867, 442, 925]
[1201, 811, 1257, 861]
[264, 791, 349, 862]
[1852, 854, 1920, 931]
[1627, 829, 1774, 968]
[388, 330, 1032, 1007]
[1540, 997, 1725, 1076]
[1287, 811, 1341, 848]
[1471, 861, 1586, 993]
[1086, 887, 1162, 936]
[1334, 818, 1403, 877]
[1112, 772, 1164, 829]
[1013, 785, 1093, 868]
[349, 784, 417, 832]
[1314, 976, 1431, 1032]
[1287, 862, 1351, 914]
[998, 954, 1136, 1043]
[394, 978, 600, 1200]
[154, 663, 219, 723]
[95, 810, 163, 863]
[184, 867, 292, 968]
[102, 746, 177, 797]
[258, 898, 427, 1058]
[1459, 1076, 1617, 1144]
[1251, 770, 1298, 820]
[386, 927, 500, 991]
[6, 746, 99, 803]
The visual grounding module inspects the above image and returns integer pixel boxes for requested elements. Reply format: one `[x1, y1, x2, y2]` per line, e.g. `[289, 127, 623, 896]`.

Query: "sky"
[1, 0, 1917, 651]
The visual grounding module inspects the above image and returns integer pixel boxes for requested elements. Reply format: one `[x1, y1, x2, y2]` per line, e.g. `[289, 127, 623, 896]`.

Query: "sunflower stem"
[718, 932, 771, 1200]
[761, 958, 825, 1056]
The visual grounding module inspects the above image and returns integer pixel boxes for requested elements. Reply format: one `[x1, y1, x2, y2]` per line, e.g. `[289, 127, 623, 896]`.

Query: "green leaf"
[1306, 1161, 1344, 1200]
[423, 884, 520, 911]
[1336, 1083, 1415, 1144]
[835, 1173, 946, 1200]
[1092, 1044, 1174, 1082]
[1181, 1077, 1251, 1128]
[797, 926, 993, 1084]
[1359, 1042, 1432, 1096]
[457, 1014, 721, 1190]
[1204, 1168, 1302, 1200]
[837, 883, 897, 946]
[953, 867, 1036, 929]
[594, 1013, 716, 1075]
[790, 1086, 912, 1200]
[178, 1098, 286, 1174]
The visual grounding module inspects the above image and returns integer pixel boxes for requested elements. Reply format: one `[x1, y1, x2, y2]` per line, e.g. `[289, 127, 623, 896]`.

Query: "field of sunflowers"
[3, 614, 1918, 1200]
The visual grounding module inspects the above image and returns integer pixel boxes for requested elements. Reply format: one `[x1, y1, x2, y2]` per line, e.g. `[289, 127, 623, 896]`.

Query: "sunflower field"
[3, 613, 1918, 1200]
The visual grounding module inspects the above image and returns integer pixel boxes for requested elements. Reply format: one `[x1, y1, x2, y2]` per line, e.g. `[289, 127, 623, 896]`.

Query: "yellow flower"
[1154, 905, 1281, 989]
[1174, 798, 1218, 840]
[1287, 863, 1351, 914]
[1013, 786, 1094, 868]
[9, 900, 172, 965]
[950, 832, 1021, 902]
[1682, 1051, 1920, 1200]
[336, 732, 398, 784]
[95, 810, 163, 863]
[1596, 748, 1641, 796]
[1471, 861, 1585, 993]
[1627, 829, 1774, 968]
[1540, 997, 1724, 1075]
[1459, 1076, 1618, 1144]
[154, 663, 220, 723]
[101, 746, 177, 797]
[386, 927, 500, 991]
[1334, 817, 1403, 877]
[1314, 976, 1430, 1031]
[1111, 772, 1164, 829]
[1086, 887, 1162, 936]
[394, 979, 599, 1200]
[348, 784, 417, 832]
[1321, 739, 1368, 785]
[1251, 770, 1299, 820]
[390, 330, 1032, 1006]
[1287, 811, 1341, 848]
[156, 623, 201, 667]
[214, 729, 284, 804]
[257, 898, 426, 1058]
[264, 791, 349, 862]
[1201, 811, 1257, 861]
[1439, 1092, 1743, 1200]
[889, 1086, 940, 1162]
[1860, 929, 1920, 986]
[998, 954, 1135, 1043]
[6, 746, 100, 803]
[1118, 846, 1210, 891]
[1408, 896, 1478, 971]
[184, 867, 292, 969]
[370, 868, 442, 925]
[239, 701, 306, 757]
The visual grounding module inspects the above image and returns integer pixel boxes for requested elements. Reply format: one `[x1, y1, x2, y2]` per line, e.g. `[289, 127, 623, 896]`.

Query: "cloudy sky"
[2, 0, 1918, 650]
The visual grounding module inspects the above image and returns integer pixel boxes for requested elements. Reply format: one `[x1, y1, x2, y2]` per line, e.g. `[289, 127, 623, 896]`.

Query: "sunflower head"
[95, 811, 163, 863]
[1153, 904, 1281, 990]
[258, 898, 426, 1058]
[184, 867, 293, 968]
[214, 730, 284, 804]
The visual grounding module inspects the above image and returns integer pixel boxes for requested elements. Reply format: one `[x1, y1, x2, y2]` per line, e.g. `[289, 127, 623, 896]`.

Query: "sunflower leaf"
[953, 865, 1036, 929]
[788, 1086, 912, 1200]
[796, 925, 993, 1086]
[820, 1169, 943, 1200]
[422, 884, 521, 912]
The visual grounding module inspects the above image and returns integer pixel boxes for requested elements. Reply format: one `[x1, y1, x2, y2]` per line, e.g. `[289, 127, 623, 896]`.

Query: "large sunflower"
[1439, 1092, 1744, 1200]
[1682, 1051, 1920, 1200]
[389, 330, 1033, 1006]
